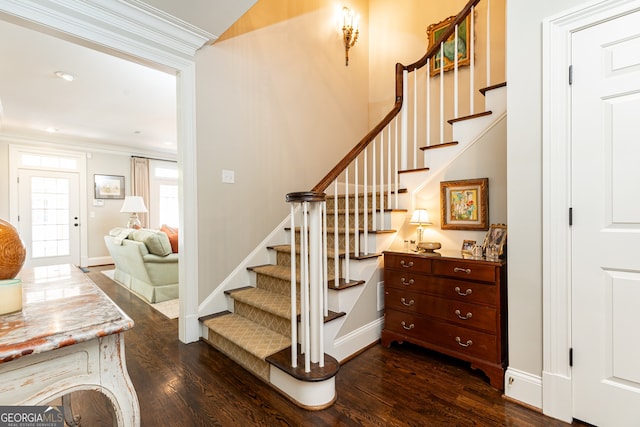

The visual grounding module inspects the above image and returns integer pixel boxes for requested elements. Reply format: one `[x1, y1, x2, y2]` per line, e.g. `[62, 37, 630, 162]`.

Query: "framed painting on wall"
[440, 178, 488, 230]
[427, 14, 472, 76]
[94, 174, 125, 199]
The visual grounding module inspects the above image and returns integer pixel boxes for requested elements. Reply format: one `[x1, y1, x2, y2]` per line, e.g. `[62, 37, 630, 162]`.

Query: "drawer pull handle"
[455, 309, 473, 320]
[456, 337, 473, 347]
[401, 298, 415, 306]
[400, 278, 414, 286]
[454, 286, 473, 296]
[454, 267, 472, 274]
[401, 321, 415, 330]
[400, 260, 414, 268]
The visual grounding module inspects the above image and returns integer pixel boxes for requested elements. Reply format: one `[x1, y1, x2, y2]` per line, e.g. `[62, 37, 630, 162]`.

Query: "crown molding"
[0, 0, 211, 64]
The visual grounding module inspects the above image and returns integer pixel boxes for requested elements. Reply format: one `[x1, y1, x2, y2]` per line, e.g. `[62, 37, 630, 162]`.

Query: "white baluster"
[469, 5, 475, 115]
[394, 117, 399, 209]
[379, 132, 384, 230]
[486, 0, 491, 87]
[401, 70, 408, 170]
[413, 70, 417, 169]
[372, 138, 377, 231]
[454, 24, 459, 118]
[387, 125, 392, 210]
[290, 204, 297, 368]
[344, 167, 350, 283]
[333, 181, 339, 288]
[440, 41, 445, 144]
[354, 157, 359, 257]
[426, 60, 431, 148]
[363, 148, 369, 255]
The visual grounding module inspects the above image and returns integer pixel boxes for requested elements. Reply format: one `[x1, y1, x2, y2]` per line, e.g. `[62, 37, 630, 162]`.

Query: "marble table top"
[0, 264, 134, 363]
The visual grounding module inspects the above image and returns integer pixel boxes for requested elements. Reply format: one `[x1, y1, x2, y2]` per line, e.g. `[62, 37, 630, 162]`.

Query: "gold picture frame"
[440, 178, 489, 230]
[427, 14, 472, 77]
[461, 239, 476, 254]
[482, 224, 507, 256]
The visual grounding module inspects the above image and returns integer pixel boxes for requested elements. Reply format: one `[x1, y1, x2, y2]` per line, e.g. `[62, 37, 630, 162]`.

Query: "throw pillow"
[161, 224, 179, 253]
[130, 229, 172, 256]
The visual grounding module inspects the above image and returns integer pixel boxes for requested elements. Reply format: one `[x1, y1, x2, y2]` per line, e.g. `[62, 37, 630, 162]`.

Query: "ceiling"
[0, 0, 257, 157]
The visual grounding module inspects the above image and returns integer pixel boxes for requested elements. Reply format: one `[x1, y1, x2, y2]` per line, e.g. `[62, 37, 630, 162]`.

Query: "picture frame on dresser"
[461, 239, 476, 253]
[482, 224, 507, 256]
[440, 178, 489, 230]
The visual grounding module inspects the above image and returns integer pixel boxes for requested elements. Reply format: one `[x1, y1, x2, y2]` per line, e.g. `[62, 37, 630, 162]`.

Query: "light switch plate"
[222, 169, 235, 184]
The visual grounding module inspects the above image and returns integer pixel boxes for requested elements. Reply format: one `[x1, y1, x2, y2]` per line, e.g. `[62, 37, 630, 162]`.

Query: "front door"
[17, 169, 81, 268]
[571, 9, 640, 426]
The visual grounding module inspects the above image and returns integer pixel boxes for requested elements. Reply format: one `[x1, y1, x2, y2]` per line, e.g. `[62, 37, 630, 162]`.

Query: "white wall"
[506, 0, 592, 381]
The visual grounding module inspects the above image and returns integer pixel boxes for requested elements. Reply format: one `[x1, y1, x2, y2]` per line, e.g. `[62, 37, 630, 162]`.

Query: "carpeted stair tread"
[203, 313, 290, 360]
[232, 287, 298, 319]
[250, 264, 295, 281]
[270, 244, 381, 261]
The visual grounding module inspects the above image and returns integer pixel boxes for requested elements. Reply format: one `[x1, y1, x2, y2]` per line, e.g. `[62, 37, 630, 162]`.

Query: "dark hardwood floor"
[67, 265, 580, 426]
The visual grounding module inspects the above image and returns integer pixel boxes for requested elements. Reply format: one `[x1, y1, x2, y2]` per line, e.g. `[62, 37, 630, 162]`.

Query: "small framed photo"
[482, 224, 507, 256]
[461, 239, 476, 253]
[440, 178, 489, 230]
[94, 174, 125, 199]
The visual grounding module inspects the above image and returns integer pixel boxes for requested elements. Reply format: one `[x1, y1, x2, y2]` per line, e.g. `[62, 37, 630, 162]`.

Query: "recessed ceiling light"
[45, 127, 58, 133]
[54, 71, 75, 82]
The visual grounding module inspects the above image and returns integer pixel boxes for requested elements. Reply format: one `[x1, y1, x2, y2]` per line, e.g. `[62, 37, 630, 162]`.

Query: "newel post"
[285, 191, 327, 372]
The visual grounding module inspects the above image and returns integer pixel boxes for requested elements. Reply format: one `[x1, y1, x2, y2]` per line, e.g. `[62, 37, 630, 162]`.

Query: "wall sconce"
[341, 6, 359, 66]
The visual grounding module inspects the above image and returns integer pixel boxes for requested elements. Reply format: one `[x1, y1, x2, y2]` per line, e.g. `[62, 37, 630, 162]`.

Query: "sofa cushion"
[160, 224, 179, 253]
[130, 229, 172, 256]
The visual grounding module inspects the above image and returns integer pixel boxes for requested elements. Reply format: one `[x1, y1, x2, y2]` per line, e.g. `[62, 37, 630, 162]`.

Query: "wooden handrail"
[310, 0, 480, 193]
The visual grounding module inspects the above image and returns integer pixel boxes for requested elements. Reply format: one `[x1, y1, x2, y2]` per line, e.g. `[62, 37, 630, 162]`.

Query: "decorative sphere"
[0, 219, 26, 280]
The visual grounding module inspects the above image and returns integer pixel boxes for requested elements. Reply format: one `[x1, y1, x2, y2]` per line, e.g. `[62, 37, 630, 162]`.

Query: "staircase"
[199, 0, 504, 409]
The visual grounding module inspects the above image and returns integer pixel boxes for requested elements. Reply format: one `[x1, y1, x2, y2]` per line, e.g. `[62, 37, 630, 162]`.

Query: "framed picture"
[482, 224, 507, 256]
[94, 174, 125, 199]
[461, 239, 476, 253]
[440, 178, 488, 230]
[427, 14, 472, 76]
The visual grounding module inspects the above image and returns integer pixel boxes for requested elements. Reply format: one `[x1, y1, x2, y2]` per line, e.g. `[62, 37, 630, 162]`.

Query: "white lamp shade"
[410, 209, 431, 225]
[120, 196, 148, 213]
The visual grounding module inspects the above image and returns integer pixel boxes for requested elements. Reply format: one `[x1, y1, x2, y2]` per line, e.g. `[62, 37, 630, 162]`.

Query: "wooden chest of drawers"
[381, 251, 507, 390]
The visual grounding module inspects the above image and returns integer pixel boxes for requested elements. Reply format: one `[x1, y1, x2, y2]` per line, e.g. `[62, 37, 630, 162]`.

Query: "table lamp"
[120, 196, 148, 229]
[410, 209, 441, 253]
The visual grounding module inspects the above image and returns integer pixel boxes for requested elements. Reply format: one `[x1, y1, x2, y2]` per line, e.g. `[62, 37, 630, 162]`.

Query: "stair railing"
[286, 0, 495, 372]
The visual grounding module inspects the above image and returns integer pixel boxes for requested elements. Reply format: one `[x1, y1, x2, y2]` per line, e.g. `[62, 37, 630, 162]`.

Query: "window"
[149, 160, 178, 228]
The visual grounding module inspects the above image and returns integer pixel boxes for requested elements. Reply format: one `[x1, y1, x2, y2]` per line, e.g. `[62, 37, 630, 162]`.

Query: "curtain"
[131, 157, 150, 228]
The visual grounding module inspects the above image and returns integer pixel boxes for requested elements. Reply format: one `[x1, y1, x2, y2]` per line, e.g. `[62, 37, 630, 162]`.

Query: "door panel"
[572, 10, 640, 426]
[18, 169, 80, 267]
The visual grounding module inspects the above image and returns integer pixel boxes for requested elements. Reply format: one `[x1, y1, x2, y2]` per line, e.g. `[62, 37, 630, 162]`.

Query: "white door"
[17, 169, 81, 268]
[572, 10, 640, 426]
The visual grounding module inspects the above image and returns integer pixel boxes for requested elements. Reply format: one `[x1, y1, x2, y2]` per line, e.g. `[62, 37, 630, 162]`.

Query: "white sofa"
[104, 228, 178, 303]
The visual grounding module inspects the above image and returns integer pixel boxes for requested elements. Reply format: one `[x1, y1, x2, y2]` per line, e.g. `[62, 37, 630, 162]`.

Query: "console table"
[0, 264, 140, 426]
[381, 250, 507, 390]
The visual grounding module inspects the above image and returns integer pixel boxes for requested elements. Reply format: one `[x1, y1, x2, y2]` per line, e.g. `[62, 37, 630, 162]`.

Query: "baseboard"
[87, 256, 113, 267]
[504, 367, 542, 410]
[330, 317, 383, 363]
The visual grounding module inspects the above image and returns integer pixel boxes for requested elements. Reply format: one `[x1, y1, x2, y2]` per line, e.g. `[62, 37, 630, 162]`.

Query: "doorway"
[0, 4, 201, 343]
[543, 1, 640, 425]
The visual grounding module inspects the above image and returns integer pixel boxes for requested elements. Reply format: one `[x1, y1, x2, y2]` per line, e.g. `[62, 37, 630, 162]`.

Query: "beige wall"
[506, 0, 592, 376]
[86, 151, 132, 261]
[195, 0, 370, 301]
